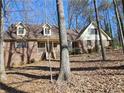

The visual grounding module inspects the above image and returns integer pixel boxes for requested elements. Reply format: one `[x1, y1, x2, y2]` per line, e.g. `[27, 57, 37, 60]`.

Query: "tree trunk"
[122, 0, 124, 13]
[113, 0, 124, 53]
[0, 0, 6, 81]
[75, 15, 78, 33]
[108, 14, 114, 48]
[93, 0, 106, 61]
[118, 10, 124, 36]
[56, 0, 70, 81]
[95, 28, 99, 52]
[7, 42, 13, 68]
[107, 10, 115, 48]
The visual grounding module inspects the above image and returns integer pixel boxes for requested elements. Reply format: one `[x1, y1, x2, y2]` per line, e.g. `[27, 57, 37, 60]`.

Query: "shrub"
[69, 48, 81, 55]
[30, 58, 35, 63]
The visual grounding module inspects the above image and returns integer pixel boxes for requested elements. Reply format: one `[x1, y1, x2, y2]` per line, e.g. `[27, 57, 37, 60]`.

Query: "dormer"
[42, 24, 51, 36]
[16, 22, 26, 36]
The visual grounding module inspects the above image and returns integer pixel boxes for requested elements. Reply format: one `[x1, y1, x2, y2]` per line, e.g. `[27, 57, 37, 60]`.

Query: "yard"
[0, 50, 124, 93]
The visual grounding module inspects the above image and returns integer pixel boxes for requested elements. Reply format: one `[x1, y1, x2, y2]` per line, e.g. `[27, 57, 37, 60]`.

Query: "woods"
[0, 0, 124, 93]
[0, 0, 6, 81]
[113, 0, 124, 53]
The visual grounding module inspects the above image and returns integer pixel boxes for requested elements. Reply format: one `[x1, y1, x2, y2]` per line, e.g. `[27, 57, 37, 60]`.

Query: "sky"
[4, 0, 68, 27]
[3, 0, 121, 37]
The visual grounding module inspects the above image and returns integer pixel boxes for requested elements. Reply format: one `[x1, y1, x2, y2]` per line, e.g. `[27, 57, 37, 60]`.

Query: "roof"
[4, 22, 77, 42]
[67, 29, 78, 41]
[76, 21, 111, 40]
[76, 22, 91, 40]
[4, 23, 59, 41]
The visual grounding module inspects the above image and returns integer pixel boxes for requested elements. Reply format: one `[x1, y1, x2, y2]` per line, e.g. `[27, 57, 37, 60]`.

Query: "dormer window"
[45, 28, 50, 34]
[18, 27, 24, 34]
[43, 24, 51, 36]
[16, 22, 26, 36]
[17, 26, 26, 36]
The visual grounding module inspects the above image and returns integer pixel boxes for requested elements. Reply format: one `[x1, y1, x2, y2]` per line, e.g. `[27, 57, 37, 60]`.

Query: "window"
[54, 43, 57, 47]
[89, 28, 96, 35]
[15, 42, 27, 48]
[68, 41, 72, 48]
[43, 27, 51, 36]
[87, 40, 92, 46]
[17, 26, 26, 36]
[45, 28, 50, 34]
[18, 28, 24, 34]
[38, 42, 45, 48]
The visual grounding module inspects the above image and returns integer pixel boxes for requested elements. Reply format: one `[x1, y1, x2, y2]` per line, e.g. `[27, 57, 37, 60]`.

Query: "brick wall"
[4, 41, 60, 67]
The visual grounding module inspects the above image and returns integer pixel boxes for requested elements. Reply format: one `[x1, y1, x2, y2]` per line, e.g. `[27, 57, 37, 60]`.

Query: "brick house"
[4, 22, 78, 68]
[4, 22, 60, 67]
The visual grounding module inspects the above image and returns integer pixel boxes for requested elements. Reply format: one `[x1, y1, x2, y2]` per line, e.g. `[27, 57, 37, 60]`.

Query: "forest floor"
[0, 50, 124, 93]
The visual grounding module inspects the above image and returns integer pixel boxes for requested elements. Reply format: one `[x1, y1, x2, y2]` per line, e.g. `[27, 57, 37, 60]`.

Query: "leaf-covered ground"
[0, 50, 124, 93]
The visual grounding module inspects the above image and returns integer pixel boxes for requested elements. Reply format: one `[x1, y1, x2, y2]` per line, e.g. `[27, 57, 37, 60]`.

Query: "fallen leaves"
[1, 50, 124, 93]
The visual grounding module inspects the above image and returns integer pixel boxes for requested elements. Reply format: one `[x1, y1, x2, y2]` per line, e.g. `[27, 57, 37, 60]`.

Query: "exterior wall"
[4, 41, 40, 67]
[54, 44, 60, 59]
[79, 40, 110, 52]
[78, 23, 111, 53]
[4, 41, 60, 67]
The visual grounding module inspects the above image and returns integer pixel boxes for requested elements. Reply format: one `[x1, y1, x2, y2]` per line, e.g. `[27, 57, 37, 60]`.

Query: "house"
[75, 22, 111, 53]
[4, 22, 77, 67]
[67, 29, 78, 50]
[4, 22, 60, 67]
[66, 30, 81, 54]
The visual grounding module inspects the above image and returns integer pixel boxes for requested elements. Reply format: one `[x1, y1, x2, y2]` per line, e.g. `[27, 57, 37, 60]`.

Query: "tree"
[116, 0, 124, 37]
[93, 0, 106, 61]
[98, 0, 114, 48]
[113, 0, 124, 53]
[56, 0, 70, 81]
[122, 0, 124, 13]
[68, 0, 89, 30]
[0, 0, 6, 81]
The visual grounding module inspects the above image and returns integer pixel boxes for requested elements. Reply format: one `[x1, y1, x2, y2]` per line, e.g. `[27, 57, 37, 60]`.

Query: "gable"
[42, 24, 51, 36]
[77, 22, 111, 41]
[16, 22, 27, 36]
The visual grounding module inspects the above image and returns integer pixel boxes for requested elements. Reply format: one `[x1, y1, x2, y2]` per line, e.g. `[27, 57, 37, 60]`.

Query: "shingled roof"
[4, 23, 78, 42]
[67, 29, 78, 41]
[4, 23, 59, 41]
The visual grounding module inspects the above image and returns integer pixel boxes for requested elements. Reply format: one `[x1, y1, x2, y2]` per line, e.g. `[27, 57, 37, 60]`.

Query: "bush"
[30, 58, 35, 63]
[69, 48, 81, 55]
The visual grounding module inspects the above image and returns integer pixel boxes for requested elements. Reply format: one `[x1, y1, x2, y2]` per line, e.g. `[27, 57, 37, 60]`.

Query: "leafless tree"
[93, 0, 106, 60]
[68, 0, 89, 31]
[0, 0, 6, 81]
[56, 0, 70, 81]
[113, 0, 124, 53]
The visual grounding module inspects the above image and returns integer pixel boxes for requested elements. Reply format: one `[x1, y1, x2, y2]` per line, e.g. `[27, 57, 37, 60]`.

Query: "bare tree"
[68, 0, 89, 30]
[98, 0, 114, 48]
[56, 0, 70, 81]
[113, 0, 124, 53]
[93, 0, 106, 61]
[0, 0, 6, 81]
[122, 0, 124, 13]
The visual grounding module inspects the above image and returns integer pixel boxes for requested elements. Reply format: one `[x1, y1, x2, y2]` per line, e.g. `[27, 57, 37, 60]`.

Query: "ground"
[0, 50, 124, 93]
